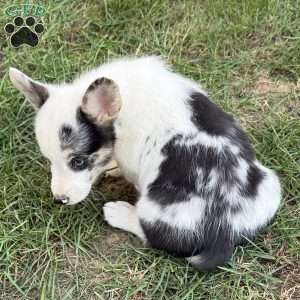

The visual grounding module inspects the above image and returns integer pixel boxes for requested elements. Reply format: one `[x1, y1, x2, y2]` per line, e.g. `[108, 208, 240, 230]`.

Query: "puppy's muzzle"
[54, 195, 70, 205]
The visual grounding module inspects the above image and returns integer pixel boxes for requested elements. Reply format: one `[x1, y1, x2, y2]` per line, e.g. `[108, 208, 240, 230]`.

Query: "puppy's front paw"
[103, 201, 135, 231]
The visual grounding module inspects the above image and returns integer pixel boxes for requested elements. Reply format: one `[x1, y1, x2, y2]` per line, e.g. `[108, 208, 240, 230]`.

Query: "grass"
[0, 0, 299, 299]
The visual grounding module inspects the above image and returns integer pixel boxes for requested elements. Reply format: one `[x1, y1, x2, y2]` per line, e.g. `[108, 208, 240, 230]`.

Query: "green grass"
[1, 0, 300, 299]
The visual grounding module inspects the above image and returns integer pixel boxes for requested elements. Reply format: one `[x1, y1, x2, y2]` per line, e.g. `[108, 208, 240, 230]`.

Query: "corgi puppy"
[10, 57, 281, 270]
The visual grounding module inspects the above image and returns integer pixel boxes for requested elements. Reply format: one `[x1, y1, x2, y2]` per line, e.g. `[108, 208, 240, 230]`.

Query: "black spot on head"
[59, 124, 75, 147]
[75, 107, 115, 155]
[57, 108, 116, 172]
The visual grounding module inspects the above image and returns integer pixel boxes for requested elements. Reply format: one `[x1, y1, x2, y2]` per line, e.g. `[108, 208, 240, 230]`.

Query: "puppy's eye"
[69, 156, 88, 171]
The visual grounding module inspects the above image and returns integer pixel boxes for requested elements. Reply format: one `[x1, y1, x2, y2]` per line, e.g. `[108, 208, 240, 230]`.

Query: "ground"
[0, 0, 299, 299]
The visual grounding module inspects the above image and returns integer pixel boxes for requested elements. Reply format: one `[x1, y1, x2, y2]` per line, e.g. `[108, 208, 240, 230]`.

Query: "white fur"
[137, 195, 206, 230]
[103, 201, 145, 240]
[231, 161, 281, 233]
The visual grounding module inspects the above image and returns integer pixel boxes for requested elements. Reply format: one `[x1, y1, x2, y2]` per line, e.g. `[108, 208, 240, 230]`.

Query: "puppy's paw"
[103, 201, 135, 230]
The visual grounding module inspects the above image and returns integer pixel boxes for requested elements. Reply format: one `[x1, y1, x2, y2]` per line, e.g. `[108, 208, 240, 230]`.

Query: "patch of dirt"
[233, 70, 300, 125]
[247, 71, 299, 95]
[64, 21, 85, 43]
[59, 233, 126, 283]
[96, 175, 137, 204]
[104, 231, 129, 248]
[56, 229, 145, 298]
[130, 292, 146, 300]
[284, 99, 300, 117]
[278, 264, 300, 300]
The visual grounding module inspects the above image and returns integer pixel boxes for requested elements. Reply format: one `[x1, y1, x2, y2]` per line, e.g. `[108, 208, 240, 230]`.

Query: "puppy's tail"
[186, 244, 234, 271]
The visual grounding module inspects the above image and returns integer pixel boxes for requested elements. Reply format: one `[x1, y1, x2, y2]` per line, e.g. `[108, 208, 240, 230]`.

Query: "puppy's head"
[9, 68, 121, 205]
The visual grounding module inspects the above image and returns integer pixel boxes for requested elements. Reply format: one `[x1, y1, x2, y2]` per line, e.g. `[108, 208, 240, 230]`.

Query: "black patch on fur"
[58, 108, 115, 171]
[189, 92, 234, 135]
[141, 219, 203, 257]
[189, 92, 255, 161]
[59, 124, 75, 148]
[75, 108, 115, 155]
[67, 108, 116, 171]
[141, 216, 235, 261]
[188, 240, 234, 271]
[145, 94, 266, 265]
[145, 133, 242, 261]
[84, 77, 113, 95]
[148, 135, 239, 206]
[240, 163, 265, 197]
[228, 126, 255, 162]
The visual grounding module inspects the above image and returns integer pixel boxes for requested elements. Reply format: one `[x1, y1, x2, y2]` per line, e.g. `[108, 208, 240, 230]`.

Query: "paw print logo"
[4, 16, 44, 48]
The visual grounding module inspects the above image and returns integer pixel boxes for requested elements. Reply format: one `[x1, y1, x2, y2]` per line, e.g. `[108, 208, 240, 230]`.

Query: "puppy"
[10, 56, 281, 270]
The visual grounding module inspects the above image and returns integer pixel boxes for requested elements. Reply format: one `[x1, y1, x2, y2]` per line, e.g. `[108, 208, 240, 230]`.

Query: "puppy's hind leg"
[103, 201, 145, 241]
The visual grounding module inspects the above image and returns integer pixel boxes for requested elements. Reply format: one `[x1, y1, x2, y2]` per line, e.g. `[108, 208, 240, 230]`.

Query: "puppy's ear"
[9, 67, 49, 109]
[81, 77, 121, 124]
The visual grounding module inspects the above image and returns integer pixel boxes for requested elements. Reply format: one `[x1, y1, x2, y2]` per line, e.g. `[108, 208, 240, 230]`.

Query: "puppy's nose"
[54, 195, 69, 204]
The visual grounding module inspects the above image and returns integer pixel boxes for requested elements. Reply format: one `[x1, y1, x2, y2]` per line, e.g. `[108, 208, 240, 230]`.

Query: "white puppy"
[10, 56, 281, 270]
